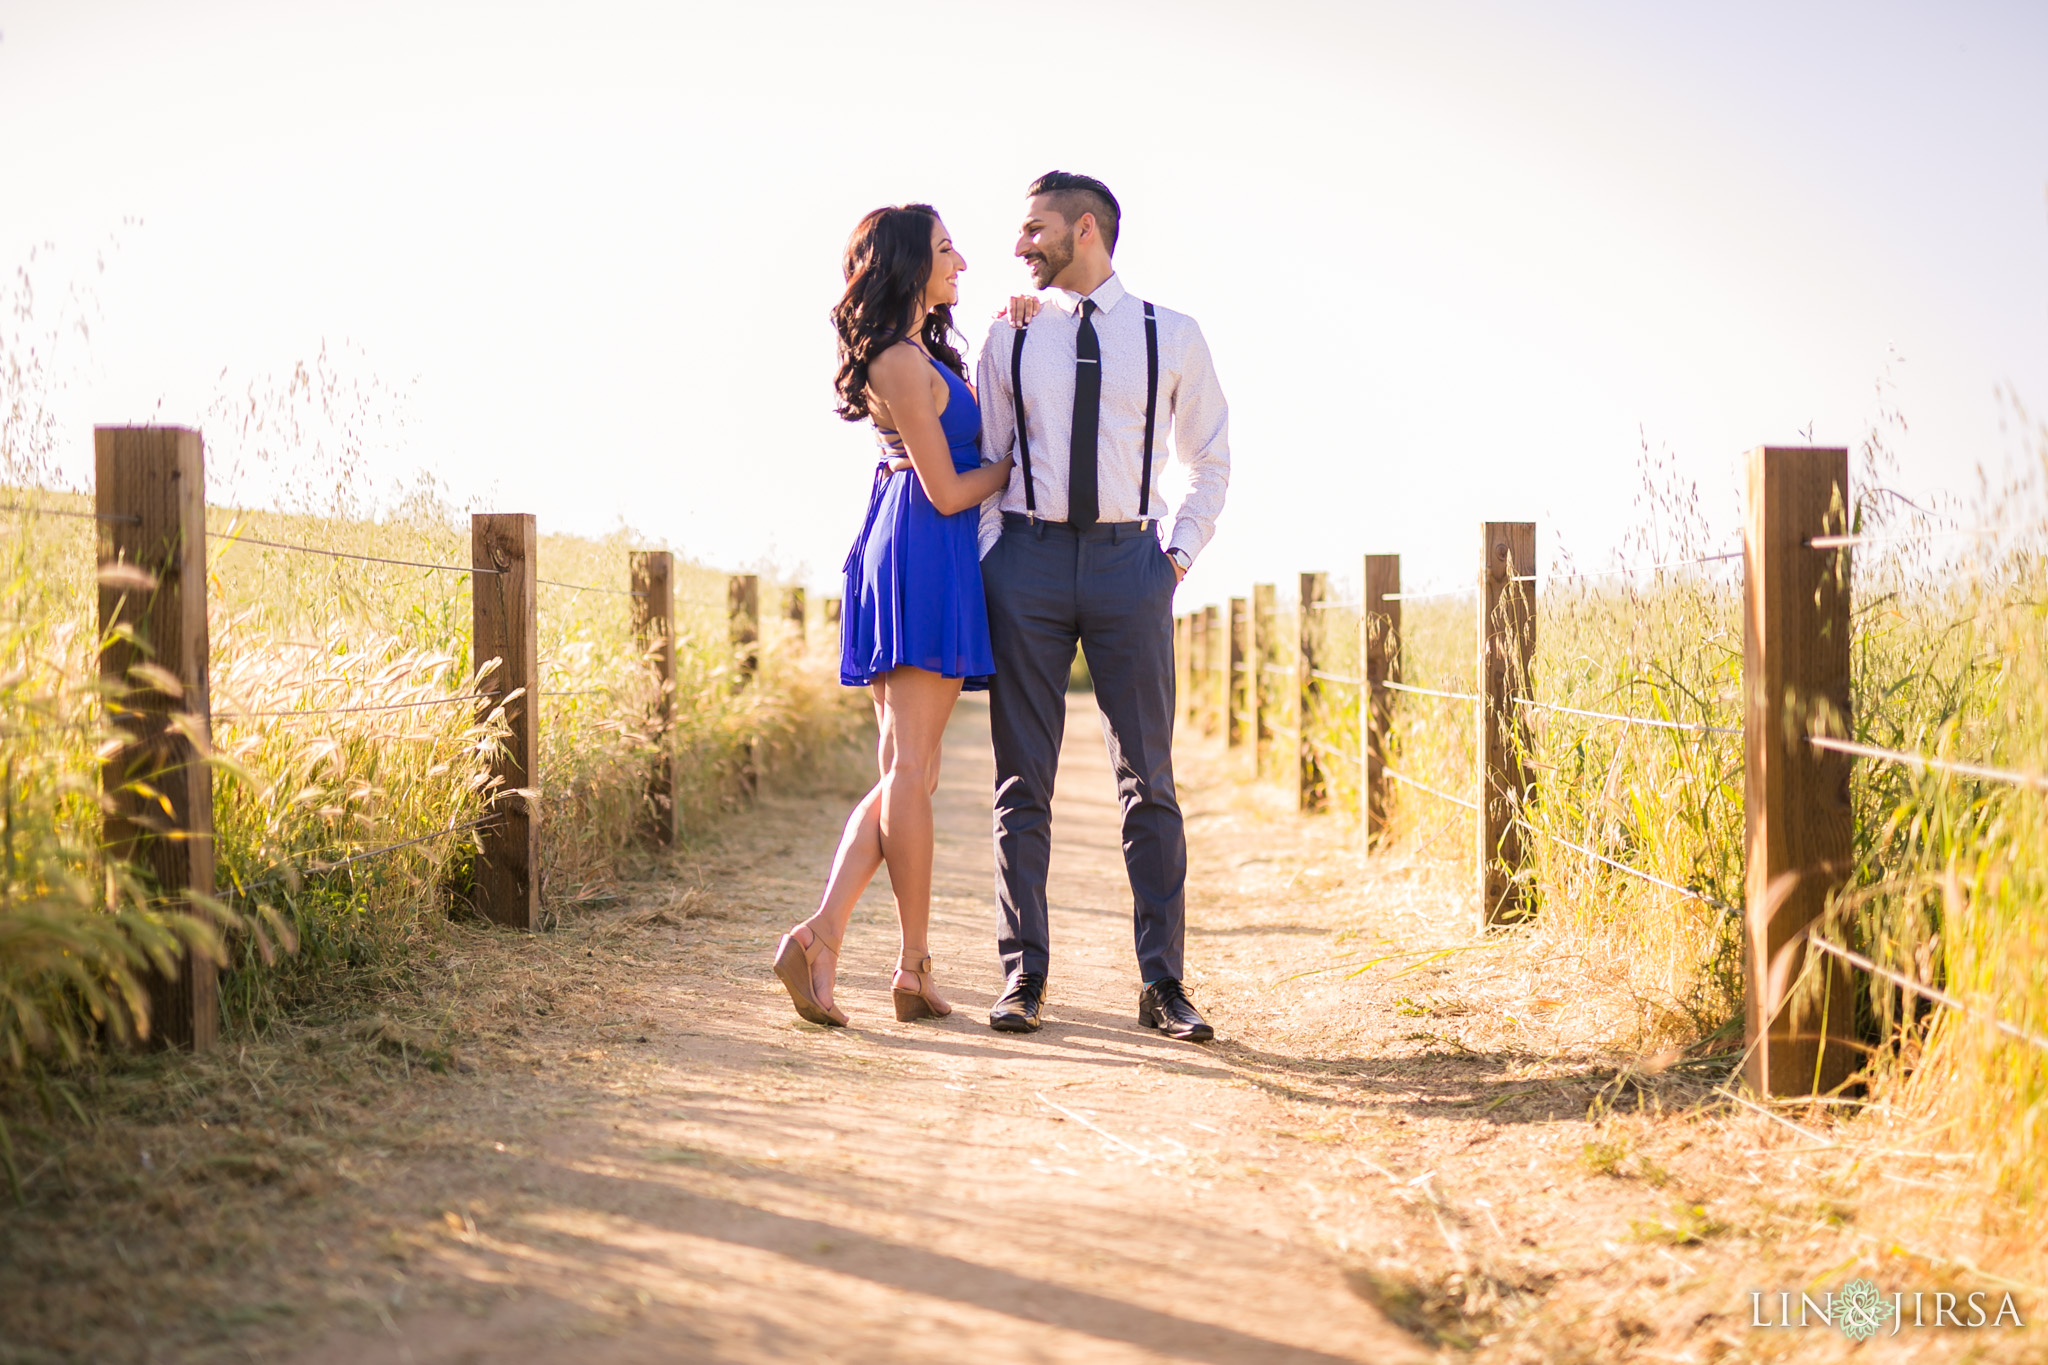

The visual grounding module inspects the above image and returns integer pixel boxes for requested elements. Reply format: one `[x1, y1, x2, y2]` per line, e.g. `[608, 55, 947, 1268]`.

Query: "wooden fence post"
[728, 574, 759, 686]
[1240, 593, 1261, 775]
[1226, 596, 1249, 749]
[1297, 572, 1328, 811]
[473, 513, 539, 929]
[1204, 601, 1220, 740]
[1189, 610, 1207, 731]
[727, 573, 761, 795]
[1252, 583, 1276, 775]
[823, 596, 842, 628]
[1203, 609, 1216, 732]
[782, 586, 806, 648]
[1201, 604, 1221, 737]
[1477, 522, 1535, 926]
[1173, 614, 1184, 719]
[1363, 554, 1401, 851]
[1182, 612, 1194, 726]
[96, 427, 217, 1050]
[1743, 446, 1858, 1097]
[630, 551, 675, 847]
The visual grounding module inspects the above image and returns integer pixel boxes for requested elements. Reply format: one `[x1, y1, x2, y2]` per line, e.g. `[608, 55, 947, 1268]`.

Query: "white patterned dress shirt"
[974, 273, 1231, 562]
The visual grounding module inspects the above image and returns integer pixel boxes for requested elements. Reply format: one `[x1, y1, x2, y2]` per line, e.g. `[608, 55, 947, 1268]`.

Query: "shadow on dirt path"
[285, 693, 1429, 1364]
[13, 692, 2015, 1363]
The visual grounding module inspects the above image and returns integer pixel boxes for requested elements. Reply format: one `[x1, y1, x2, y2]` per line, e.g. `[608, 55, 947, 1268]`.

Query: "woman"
[772, 204, 1013, 1027]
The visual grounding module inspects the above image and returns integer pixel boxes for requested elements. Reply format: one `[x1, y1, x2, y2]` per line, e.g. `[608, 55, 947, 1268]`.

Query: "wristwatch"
[1166, 547, 1192, 575]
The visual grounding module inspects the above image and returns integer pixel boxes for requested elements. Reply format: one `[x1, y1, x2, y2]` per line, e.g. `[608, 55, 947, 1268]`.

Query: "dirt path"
[17, 693, 2020, 1362]
[286, 693, 1426, 1364]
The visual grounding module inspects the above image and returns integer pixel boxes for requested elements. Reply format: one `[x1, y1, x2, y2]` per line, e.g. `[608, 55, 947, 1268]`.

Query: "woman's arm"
[868, 345, 1013, 516]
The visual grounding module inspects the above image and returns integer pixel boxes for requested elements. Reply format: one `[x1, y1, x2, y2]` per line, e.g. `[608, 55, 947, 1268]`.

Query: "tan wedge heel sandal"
[892, 954, 953, 1022]
[773, 923, 847, 1027]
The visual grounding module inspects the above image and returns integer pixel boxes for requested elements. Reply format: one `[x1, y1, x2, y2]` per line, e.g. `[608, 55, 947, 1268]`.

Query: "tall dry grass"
[1269, 414, 2048, 1215]
[1834, 399, 2048, 1213]
[2, 261, 235, 1066]
[0, 279, 859, 1074]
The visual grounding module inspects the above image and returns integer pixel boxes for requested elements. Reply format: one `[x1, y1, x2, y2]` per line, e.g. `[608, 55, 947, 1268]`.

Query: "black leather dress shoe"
[989, 971, 1046, 1032]
[1139, 979, 1214, 1042]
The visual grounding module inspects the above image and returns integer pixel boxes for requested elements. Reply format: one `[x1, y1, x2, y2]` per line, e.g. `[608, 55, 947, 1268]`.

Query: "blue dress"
[839, 349, 996, 690]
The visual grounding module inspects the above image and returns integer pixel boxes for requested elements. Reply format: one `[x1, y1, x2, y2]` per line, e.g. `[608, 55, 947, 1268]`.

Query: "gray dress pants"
[983, 512, 1186, 984]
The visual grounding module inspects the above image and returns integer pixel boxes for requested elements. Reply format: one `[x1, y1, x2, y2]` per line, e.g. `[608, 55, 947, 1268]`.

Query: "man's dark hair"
[1027, 170, 1121, 255]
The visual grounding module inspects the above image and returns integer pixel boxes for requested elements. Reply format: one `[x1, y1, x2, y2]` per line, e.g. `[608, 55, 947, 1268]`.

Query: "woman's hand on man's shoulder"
[996, 295, 1041, 330]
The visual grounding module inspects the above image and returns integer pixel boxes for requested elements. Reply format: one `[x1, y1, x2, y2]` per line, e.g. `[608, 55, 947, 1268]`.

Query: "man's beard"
[1024, 229, 1075, 288]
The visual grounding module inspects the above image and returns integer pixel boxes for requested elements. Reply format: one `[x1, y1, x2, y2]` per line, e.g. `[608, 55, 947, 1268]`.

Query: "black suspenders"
[1010, 320, 1037, 517]
[1140, 301, 1158, 526]
[1010, 299, 1160, 525]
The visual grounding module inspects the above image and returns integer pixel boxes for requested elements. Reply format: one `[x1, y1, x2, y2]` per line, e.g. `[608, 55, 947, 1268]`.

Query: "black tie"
[1069, 299, 1100, 529]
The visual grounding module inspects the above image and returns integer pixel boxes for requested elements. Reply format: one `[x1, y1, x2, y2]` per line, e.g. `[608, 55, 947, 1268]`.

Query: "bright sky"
[3, 0, 2044, 604]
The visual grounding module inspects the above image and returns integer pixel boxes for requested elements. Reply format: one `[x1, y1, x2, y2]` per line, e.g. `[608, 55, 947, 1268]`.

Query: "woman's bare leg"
[788, 671, 958, 1015]
[871, 666, 961, 1005]
[790, 694, 888, 1012]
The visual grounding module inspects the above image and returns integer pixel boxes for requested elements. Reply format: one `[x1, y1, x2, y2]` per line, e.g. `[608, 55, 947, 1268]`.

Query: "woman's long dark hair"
[832, 203, 968, 423]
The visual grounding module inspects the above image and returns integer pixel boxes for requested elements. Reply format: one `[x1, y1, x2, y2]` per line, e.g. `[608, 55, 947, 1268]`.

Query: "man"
[976, 170, 1231, 1041]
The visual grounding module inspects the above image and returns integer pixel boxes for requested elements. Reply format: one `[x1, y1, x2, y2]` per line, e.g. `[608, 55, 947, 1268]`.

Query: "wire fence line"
[1807, 526, 2001, 551]
[537, 577, 649, 597]
[1384, 767, 1478, 813]
[1336, 557, 2033, 1064]
[115, 519, 662, 596]
[1509, 549, 1743, 585]
[208, 530, 501, 576]
[0, 715, 101, 737]
[1307, 734, 1358, 768]
[210, 683, 619, 723]
[1378, 680, 1483, 704]
[472, 683, 619, 698]
[211, 693, 490, 722]
[303, 816, 495, 874]
[2, 502, 141, 525]
[1516, 696, 1740, 737]
[1808, 736, 2048, 794]
[1803, 935, 2048, 1055]
[13, 453, 811, 977]
[1183, 484, 2040, 1106]
[1514, 817, 1739, 914]
[23, 503, 677, 597]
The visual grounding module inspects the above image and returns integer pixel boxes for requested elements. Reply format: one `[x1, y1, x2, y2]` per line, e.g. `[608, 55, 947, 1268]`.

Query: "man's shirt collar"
[1052, 272, 1128, 315]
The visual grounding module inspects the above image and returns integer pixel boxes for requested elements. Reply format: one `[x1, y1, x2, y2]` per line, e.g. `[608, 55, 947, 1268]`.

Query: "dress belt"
[1001, 510, 1155, 535]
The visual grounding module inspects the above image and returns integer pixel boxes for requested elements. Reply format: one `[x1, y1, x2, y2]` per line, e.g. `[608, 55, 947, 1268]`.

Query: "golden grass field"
[3, 279, 2046, 1356]
[0, 312, 867, 1074]
[1264, 418, 2048, 1257]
